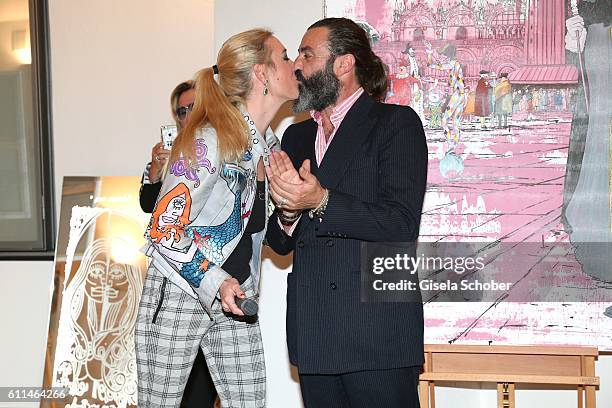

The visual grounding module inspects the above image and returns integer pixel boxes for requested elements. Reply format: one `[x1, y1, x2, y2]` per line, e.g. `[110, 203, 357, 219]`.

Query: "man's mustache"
[295, 69, 305, 83]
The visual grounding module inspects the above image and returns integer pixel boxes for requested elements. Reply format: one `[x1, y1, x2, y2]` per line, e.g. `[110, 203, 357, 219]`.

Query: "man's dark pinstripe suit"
[266, 91, 428, 403]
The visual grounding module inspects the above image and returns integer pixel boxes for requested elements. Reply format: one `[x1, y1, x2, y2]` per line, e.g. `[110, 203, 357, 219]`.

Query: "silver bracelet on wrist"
[308, 189, 329, 221]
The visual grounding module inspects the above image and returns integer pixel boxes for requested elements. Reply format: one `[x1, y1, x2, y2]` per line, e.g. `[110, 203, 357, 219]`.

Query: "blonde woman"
[139, 80, 219, 408]
[135, 29, 298, 408]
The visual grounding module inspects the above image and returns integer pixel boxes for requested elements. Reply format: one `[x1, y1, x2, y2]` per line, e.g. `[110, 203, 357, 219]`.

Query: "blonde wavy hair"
[171, 29, 274, 165]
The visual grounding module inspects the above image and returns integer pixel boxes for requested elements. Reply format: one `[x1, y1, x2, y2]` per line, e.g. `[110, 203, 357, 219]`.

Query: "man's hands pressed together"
[266, 151, 326, 212]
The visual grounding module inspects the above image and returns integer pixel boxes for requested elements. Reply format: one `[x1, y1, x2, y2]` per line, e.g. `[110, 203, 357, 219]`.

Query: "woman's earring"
[263, 80, 269, 96]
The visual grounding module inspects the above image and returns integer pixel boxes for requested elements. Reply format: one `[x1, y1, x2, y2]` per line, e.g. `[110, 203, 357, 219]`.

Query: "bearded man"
[265, 17, 428, 408]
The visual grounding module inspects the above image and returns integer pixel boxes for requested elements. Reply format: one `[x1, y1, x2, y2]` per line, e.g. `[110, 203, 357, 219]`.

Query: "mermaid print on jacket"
[149, 163, 247, 288]
[183, 163, 247, 283]
[148, 183, 211, 286]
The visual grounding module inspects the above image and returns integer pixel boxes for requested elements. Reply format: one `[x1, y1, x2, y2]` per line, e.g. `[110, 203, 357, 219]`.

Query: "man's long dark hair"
[309, 17, 387, 101]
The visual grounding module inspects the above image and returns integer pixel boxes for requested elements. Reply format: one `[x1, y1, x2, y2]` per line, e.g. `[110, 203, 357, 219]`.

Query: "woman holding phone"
[135, 28, 298, 408]
[139, 80, 194, 213]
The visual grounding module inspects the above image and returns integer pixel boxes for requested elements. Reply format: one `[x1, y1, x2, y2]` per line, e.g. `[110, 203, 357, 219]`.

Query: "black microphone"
[235, 296, 259, 316]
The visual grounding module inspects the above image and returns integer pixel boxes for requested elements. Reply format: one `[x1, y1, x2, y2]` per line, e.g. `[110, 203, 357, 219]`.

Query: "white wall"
[50, 0, 215, 202]
[0, 260, 53, 404]
[1, 1, 611, 407]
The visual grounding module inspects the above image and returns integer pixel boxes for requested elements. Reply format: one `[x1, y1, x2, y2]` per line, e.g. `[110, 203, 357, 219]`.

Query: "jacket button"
[330, 282, 337, 290]
[297, 241, 305, 248]
[326, 239, 334, 247]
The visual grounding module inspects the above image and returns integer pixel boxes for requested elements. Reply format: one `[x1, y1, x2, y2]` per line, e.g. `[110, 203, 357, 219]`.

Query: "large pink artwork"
[325, 0, 612, 349]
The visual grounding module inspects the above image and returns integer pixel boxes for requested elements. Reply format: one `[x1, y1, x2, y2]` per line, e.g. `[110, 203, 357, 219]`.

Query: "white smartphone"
[160, 124, 178, 150]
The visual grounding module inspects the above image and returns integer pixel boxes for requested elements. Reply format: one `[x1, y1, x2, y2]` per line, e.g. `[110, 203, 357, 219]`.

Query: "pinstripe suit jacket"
[267, 92, 428, 375]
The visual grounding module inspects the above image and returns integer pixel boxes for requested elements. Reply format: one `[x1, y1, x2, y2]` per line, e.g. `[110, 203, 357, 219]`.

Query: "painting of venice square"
[325, 0, 612, 349]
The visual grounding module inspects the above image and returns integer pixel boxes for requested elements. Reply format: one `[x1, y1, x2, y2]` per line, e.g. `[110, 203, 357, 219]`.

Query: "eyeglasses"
[176, 102, 194, 120]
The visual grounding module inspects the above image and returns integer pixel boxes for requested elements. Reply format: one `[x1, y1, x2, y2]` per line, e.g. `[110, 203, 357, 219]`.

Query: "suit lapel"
[317, 92, 377, 189]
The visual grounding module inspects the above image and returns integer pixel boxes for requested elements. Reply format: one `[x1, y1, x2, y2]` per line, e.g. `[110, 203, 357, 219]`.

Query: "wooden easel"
[419, 344, 599, 408]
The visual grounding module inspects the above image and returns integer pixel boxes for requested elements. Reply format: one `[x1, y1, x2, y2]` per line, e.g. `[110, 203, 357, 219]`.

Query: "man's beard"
[293, 59, 340, 113]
